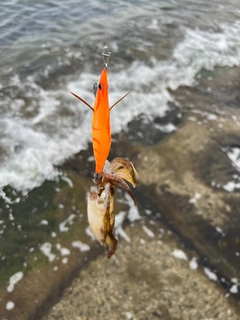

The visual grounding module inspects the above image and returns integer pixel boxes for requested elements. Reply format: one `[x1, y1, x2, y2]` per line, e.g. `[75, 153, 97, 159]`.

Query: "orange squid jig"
[71, 64, 130, 175]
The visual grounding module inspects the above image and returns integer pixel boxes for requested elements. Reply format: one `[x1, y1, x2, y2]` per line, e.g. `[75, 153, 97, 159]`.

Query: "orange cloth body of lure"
[92, 68, 111, 174]
[71, 68, 130, 174]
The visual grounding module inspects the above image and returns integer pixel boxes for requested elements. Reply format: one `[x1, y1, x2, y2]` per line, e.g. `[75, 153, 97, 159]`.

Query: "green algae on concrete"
[0, 170, 94, 320]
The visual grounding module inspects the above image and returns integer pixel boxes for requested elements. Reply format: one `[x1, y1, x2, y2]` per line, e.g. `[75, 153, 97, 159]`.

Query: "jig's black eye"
[93, 82, 102, 97]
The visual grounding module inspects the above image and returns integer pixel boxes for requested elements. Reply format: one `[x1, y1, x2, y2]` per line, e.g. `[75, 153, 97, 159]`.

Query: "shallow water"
[1, 0, 240, 193]
[1, 0, 240, 318]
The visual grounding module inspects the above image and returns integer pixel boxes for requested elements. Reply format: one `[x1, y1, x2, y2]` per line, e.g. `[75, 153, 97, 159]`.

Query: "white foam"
[40, 219, 48, 225]
[174, 21, 240, 73]
[7, 271, 24, 292]
[189, 192, 201, 204]
[155, 123, 177, 133]
[231, 277, 238, 283]
[61, 175, 73, 188]
[124, 193, 141, 222]
[204, 267, 218, 281]
[189, 257, 198, 270]
[62, 257, 68, 264]
[59, 214, 76, 232]
[226, 148, 240, 170]
[145, 209, 152, 215]
[85, 226, 95, 241]
[40, 242, 56, 262]
[56, 243, 70, 256]
[229, 284, 238, 294]
[222, 148, 240, 191]
[223, 181, 240, 192]
[115, 211, 131, 242]
[0, 79, 92, 195]
[142, 225, 155, 238]
[6, 301, 15, 310]
[125, 312, 133, 320]
[172, 249, 188, 260]
[72, 240, 90, 252]
[216, 226, 225, 236]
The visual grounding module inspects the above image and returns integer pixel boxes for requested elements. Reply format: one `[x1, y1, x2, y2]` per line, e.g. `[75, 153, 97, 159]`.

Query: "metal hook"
[102, 45, 111, 68]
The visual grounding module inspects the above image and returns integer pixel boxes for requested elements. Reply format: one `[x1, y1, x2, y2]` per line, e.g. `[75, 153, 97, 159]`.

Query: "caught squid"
[87, 157, 138, 258]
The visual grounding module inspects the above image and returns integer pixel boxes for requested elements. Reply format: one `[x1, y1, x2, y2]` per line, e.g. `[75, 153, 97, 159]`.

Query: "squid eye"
[98, 83, 102, 90]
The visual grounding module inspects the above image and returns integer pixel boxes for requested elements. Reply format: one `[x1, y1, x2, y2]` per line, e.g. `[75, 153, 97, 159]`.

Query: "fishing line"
[102, 0, 111, 68]
[105, 0, 108, 49]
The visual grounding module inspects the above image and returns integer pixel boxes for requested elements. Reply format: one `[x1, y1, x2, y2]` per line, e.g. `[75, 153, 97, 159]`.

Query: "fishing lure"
[71, 67, 130, 175]
[72, 49, 137, 258]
